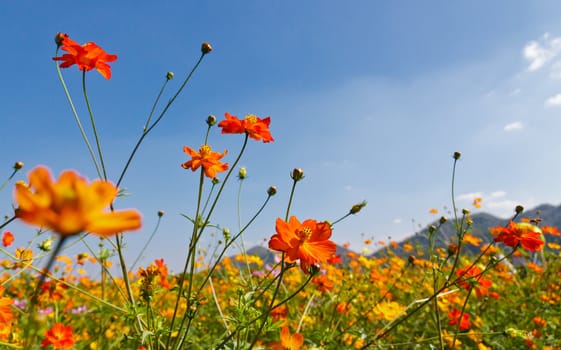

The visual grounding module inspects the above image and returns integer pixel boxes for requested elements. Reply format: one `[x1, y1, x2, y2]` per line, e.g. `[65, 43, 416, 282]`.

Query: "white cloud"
[504, 121, 523, 131]
[523, 33, 561, 72]
[456, 192, 483, 201]
[490, 191, 506, 198]
[545, 93, 561, 107]
[393, 218, 402, 224]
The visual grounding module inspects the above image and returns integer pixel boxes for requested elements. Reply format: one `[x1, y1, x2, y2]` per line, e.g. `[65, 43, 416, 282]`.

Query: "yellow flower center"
[199, 144, 212, 156]
[245, 114, 258, 125]
[297, 226, 312, 242]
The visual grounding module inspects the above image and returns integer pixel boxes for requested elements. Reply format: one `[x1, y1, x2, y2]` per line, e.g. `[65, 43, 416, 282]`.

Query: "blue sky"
[3, 1, 561, 272]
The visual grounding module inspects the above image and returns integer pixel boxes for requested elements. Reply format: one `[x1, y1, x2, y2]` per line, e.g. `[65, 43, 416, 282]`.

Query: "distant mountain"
[372, 203, 561, 258]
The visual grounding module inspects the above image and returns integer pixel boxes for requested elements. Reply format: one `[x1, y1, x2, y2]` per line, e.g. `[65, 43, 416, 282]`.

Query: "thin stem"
[116, 53, 206, 188]
[54, 51, 102, 178]
[82, 71, 108, 180]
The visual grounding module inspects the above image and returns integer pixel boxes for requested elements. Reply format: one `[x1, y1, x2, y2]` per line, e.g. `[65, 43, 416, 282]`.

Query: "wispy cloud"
[504, 121, 523, 131]
[523, 33, 561, 72]
[393, 218, 402, 224]
[456, 192, 483, 201]
[545, 93, 561, 107]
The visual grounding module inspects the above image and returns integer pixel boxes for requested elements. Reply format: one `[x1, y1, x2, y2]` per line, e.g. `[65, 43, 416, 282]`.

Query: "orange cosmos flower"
[52, 34, 117, 79]
[270, 327, 304, 350]
[491, 221, 544, 252]
[181, 144, 229, 178]
[2, 231, 14, 247]
[218, 112, 274, 143]
[447, 308, 471, 331]
[268, 216, 336, 273]
[542, 225, 561, 236]
[41, 323, 75, 349]
[455, 266, 492, 299]
[14, 166, 141, 237]
[0, 296, 13, 324]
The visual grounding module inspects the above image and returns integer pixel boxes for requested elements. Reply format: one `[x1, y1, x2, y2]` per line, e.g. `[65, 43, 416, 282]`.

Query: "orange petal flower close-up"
[268, 216, 336, 273]
[14, 166, 142, 237]
[181, 144, 229, 179]
[218, 112, 274, 143]
[52, 33, 118, 79]
[491, 221, 544, 252]
[41, 323, 75, 350]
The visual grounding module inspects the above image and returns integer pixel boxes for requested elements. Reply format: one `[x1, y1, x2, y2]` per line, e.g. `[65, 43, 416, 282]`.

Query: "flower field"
[0, 33, 561, 349]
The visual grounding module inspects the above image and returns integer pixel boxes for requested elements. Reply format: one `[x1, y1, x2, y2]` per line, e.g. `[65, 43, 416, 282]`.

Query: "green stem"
[54, 50, 102, 178]
[82, 71, 108, 180]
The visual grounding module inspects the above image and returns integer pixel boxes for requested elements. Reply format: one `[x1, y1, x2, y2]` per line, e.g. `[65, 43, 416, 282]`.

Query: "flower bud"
[267, 186, 277, 196]
[448, 243, 459, 256]
[222, 228, 231, 241]
[515, 205, 524, 214]
[308, 264, 321, 276]
[206, 115, 216, 126]
[212, 177, 220, 185]
[439, 216, 447, 225]
[157, 210, 165, 217]
[453, 151, 461, 160]
[201, 42, 213, 54]
[291, 168, 305, 181]
[349, 201, 367, 215]
[238, 167, 247, 180]
[54, 32, 66, 47]
[462, 208, 470, 215]
[166, 71, 174, 80]
[408, 255, 417, 265]
[13, 161, 24, 170]
[428, 225, 437, 234]
[39, 238, 54, 252]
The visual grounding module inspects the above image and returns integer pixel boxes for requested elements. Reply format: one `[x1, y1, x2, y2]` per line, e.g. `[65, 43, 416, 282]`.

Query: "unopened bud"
[349, 201, 367, 215]
[439, 216, 448, 225]
[212, 177, 220, 185]
[308, 264, 321, 276]
[462, 208, 470, 215]
[515, 205, 524, 214]
[206, 115, 216, 126]
[291, 168, 305, 181]
[13, 161, 23, 170]
[54, 32, 66, 47]
[408, 255, 417, 265]
[267, 186, 277, 196]
[238, 167, 247, 180]
[166, 71, 174, 80]
[39, 238, 54, 252]
[157, 210, 164, 217]
[222, 228, 231, 241]
[448, 243, 459, 256]
[428, 225, 437, 234]
[201, 42, 213, 54]
[453, 151, 461, 160]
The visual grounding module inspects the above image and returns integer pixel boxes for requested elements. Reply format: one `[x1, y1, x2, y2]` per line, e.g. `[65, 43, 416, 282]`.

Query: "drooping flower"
[2, 231, 14, 247]
[14, 166, 142, 237]
[455, 266, 492, 299]
[41, 323, 75, 349]
[491, 221, 544, 252]
[52, 33, 117, 79]
[218, 112, 274, 143]
[448, 308, 471, 331]
[181, 144, 229, 178]
[268, 216, 336, 273]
